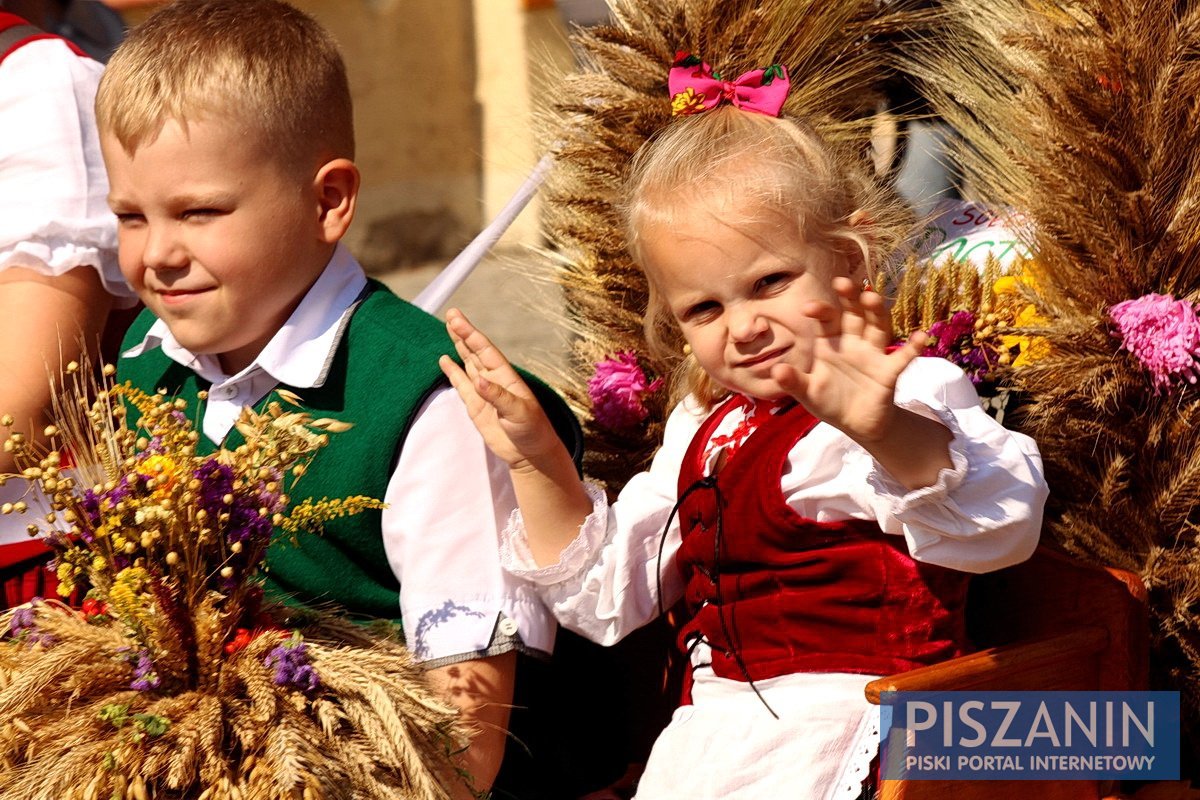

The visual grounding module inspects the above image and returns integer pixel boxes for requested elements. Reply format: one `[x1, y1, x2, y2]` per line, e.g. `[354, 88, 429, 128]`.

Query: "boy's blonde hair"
[623, 107, 909, 408]
[96, 0, 353, 168]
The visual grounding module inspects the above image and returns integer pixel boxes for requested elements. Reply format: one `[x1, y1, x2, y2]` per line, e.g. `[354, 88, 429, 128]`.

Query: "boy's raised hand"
[439, 308, 564, 472]
[770, 277, 926, 445]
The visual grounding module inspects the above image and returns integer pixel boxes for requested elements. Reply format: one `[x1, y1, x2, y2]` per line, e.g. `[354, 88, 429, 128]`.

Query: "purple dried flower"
[254, 474, 284, 516]
[194, 459, 235, 515]
[80, 488, 102, 530]
[8, 599, 53, 645]
[218, 496, 274, 588]
[1110, 293, 1200, 391]
[225, 501, 272, 546]
[9, 607, 34, 636]
[80, 481, 134, 542]
[106, 483, 133, 506]
[264, 635, 320, 693]
[130, 650, 161, 691]
[587, 351, 664, 432]
[194, 458, 273, 585]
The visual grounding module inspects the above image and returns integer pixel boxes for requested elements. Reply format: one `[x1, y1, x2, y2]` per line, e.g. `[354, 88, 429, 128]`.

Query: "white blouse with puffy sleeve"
[0, 36, 133, 304]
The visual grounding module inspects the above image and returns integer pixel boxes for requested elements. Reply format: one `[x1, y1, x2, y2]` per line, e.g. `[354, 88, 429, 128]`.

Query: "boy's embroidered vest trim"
[118, 280, 581, 626]
[674, 398, 971, 682]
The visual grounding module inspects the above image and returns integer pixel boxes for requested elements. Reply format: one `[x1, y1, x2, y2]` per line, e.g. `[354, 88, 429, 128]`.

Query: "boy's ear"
[313, 158, 360, 243]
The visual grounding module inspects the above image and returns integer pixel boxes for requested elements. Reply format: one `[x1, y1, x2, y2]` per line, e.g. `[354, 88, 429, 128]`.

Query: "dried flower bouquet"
[0, 365, 464, 800]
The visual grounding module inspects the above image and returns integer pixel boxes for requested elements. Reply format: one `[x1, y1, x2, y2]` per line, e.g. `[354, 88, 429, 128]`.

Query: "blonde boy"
[97, 1, 577, 794]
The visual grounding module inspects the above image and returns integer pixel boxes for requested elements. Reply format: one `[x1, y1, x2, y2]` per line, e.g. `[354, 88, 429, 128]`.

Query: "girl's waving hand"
[440, 308, 593, 566]
[771, 277, 925, 444]
[439, 307, 563, 471]
[772, 279, 952, 491]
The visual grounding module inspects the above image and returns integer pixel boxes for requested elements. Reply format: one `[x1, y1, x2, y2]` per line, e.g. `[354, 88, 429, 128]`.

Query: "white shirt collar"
[121, 243, 369, 389]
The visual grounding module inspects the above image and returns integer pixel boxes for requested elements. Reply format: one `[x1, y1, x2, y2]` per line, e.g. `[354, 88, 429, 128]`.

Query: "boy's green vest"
[117, 280, 581, 626]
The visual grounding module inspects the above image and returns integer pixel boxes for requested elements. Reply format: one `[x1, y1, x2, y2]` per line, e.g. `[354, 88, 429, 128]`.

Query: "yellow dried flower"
[280, 495, 388, 534]
[993, 272, 1049, 367]
[108, 566, 152, 627]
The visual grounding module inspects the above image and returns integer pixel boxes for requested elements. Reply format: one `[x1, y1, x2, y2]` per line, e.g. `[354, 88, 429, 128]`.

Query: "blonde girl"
[440, 59, 1046, 800]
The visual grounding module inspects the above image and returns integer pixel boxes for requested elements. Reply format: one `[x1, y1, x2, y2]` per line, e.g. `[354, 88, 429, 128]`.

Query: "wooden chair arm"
[964, 547, 1148, 691]
[865, 626, 1109, 704]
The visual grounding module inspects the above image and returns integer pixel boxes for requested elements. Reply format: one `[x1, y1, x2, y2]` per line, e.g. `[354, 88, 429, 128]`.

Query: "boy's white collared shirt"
[122, 243, 555, 665]
[122, 243, 368, 445]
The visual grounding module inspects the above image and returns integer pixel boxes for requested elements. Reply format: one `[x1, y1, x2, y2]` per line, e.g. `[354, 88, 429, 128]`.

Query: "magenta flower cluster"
[927, 311, 992, 385]
[587, 351, 664, 432]
[1110, 293, 1200, 391]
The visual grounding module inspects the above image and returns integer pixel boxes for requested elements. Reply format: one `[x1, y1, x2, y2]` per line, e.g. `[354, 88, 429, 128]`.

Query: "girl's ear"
[844, 209, 871, 285]
[313, 158, 360, 243]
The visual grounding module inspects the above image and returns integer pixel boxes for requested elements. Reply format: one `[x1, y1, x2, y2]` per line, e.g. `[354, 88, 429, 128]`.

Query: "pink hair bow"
[668, 52, 790, 117]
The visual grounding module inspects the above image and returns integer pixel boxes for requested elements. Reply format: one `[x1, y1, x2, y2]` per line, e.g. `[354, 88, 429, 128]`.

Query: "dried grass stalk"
[0, 602, 465, 800]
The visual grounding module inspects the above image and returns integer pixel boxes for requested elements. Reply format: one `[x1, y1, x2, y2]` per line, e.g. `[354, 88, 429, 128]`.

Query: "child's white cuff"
[865, 399, 970, 516]
[500, 481, 610, 586]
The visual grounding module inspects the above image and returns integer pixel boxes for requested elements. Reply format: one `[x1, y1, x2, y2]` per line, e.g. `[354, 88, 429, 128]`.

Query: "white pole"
[413, 154, 554, 313]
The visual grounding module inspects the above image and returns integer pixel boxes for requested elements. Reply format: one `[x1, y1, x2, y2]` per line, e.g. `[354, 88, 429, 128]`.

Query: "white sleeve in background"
[790, 357, 1046, 574]
[383, 386, 556, 666]
[500, 399, 706, 646]
[0, 38, 133, 304]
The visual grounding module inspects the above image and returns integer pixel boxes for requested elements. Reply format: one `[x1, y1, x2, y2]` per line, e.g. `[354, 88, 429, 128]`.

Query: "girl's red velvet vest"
[673, 397, 971, 685]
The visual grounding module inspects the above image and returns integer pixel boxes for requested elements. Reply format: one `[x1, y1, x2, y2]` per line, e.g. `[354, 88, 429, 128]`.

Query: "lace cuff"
[499, 481, 610, 586]
[865, 399, 970, 516]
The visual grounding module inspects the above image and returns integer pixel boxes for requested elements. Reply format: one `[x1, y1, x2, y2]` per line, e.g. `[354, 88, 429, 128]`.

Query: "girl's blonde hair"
[95, 0, 353, 170]
[623, 107, 909, 408]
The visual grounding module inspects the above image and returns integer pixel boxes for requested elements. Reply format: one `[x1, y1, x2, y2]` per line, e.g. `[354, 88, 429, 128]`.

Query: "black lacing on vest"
[657, 474, 779, 719]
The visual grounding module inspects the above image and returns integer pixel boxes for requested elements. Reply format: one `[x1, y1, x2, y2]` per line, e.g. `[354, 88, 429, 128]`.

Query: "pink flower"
[1110, 293, 1200, 390]
[587, 352, 664, 432]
